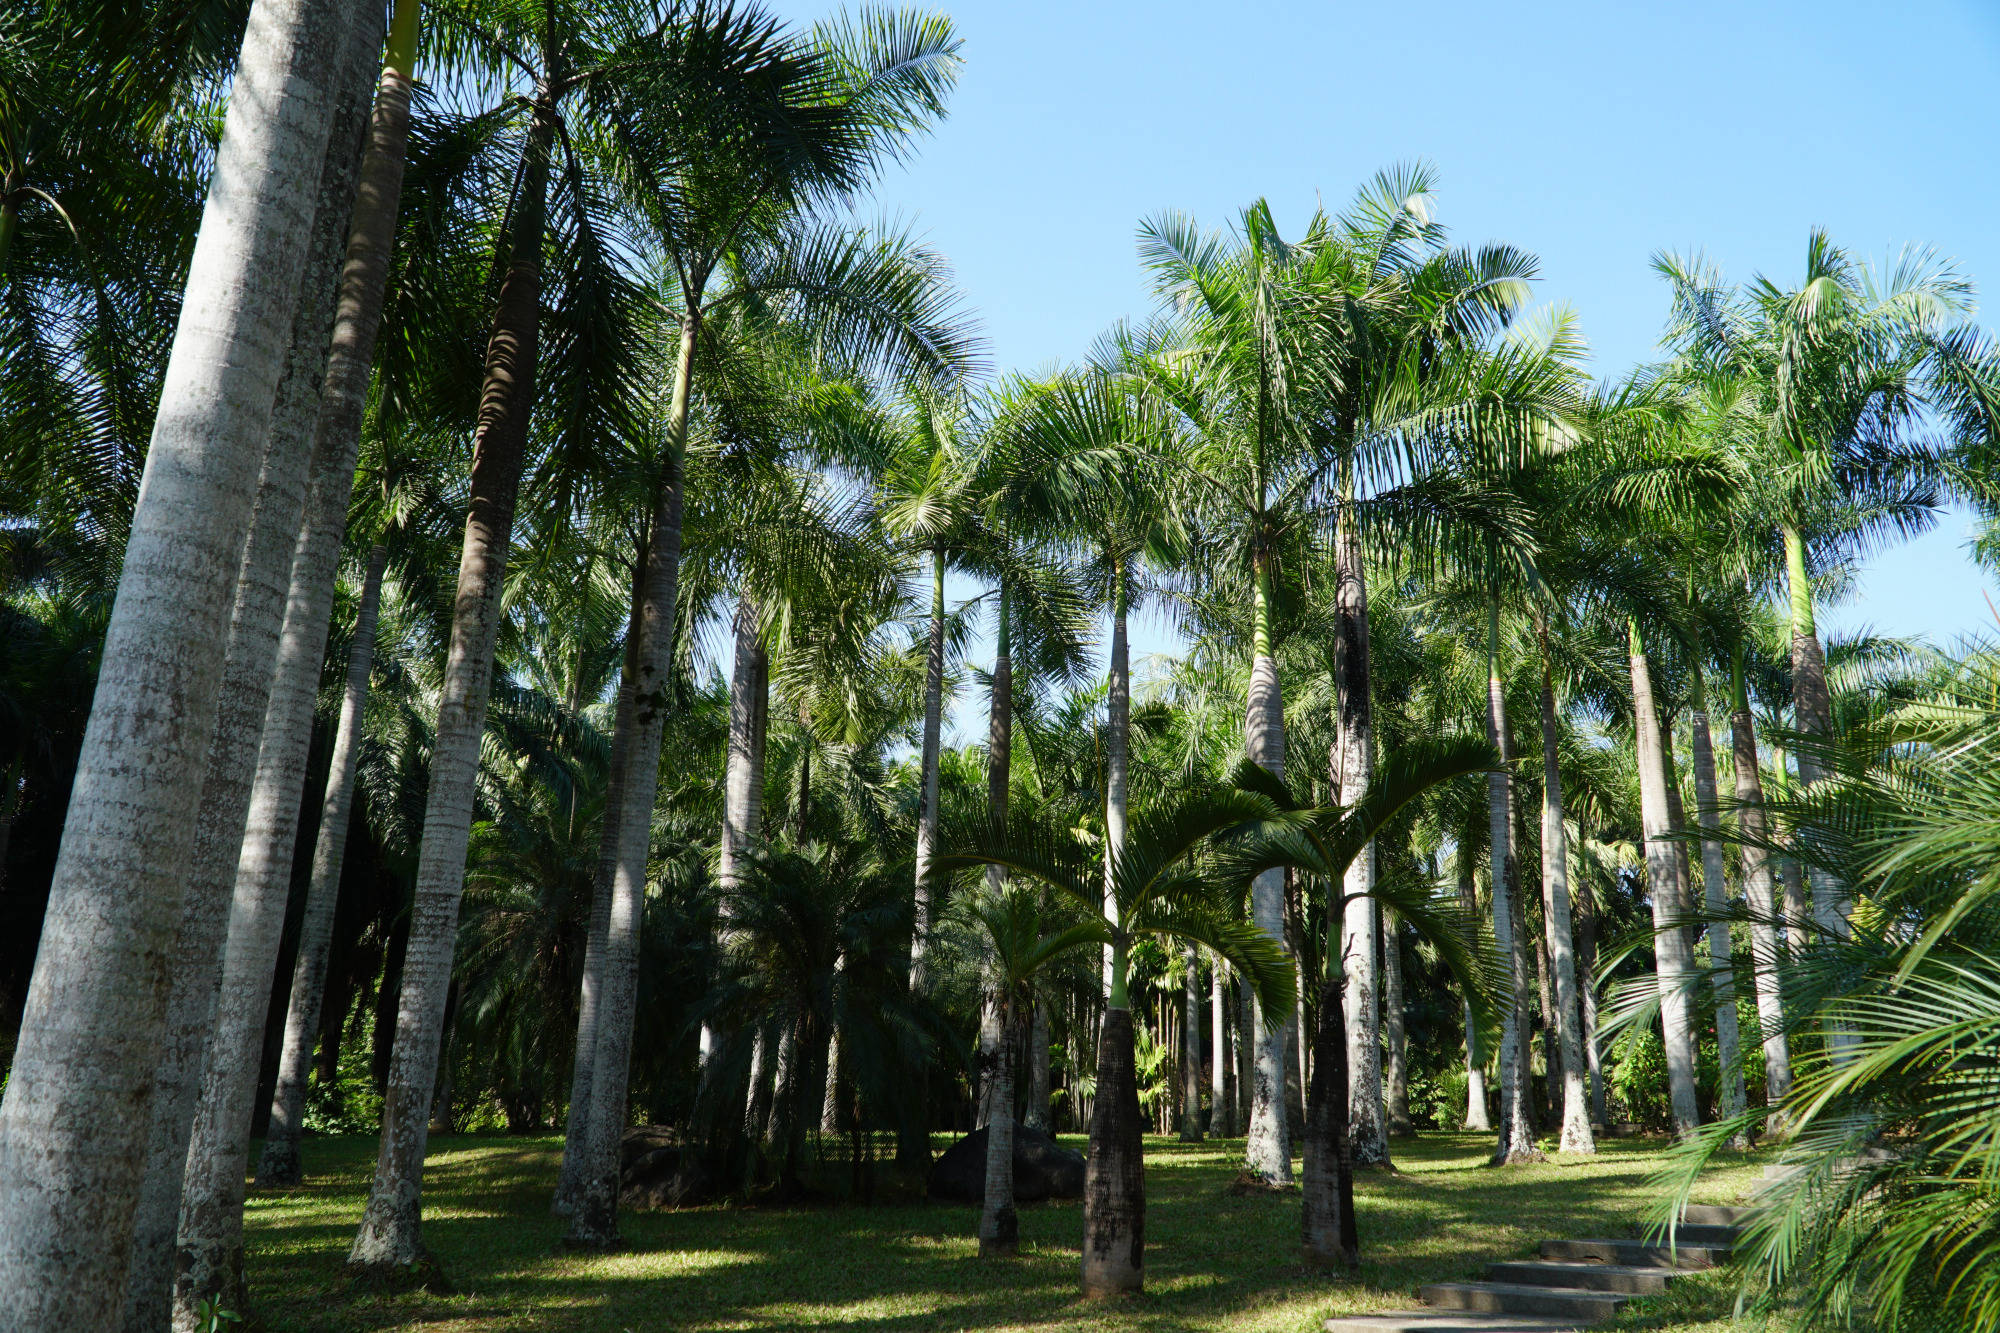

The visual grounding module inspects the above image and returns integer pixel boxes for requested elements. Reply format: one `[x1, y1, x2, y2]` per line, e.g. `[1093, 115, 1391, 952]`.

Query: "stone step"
[1485, 1259, 1679, 1294]
[1651, 1222, 1738, 1247]
[1420, 1281, 1629, 1323]
[1539, 1237, 1729, 1269]
[1325, 1314, 1592, 1333]
[1681, 1204, 1750, 1226]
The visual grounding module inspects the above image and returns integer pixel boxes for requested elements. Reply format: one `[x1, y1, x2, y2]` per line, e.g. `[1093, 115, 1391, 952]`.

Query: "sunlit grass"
[245, 1130, 1777, 1331]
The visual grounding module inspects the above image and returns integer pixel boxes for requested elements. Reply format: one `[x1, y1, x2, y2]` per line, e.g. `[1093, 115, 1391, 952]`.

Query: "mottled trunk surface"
[1688, 692, 1749, 1146]
[1023, 1001, 1051, 1134]
[348, 91, 553, 1274]
[254, 0, 422, 1190]
[1235, 974, 1255, 1134]
[1209, 959, 1231, 1137]
[260, 542, 388, 1190]
[0, 0, 359, 1322]
[130, 73, 369, 1321]
[1080, 1008, 1143, 1297]
[1486, 651, 1539, 1163]
[564, 314, 693, 1249]
[1179, 945, 1203, 1142]
[979, 999, 1019, 1257]
[910, 552, 945, 991]
[1243, 647, 1292, 1184]
[1301, 976, 1358, 1267]
[1102, 584, 1129, 998]
[1731, 689, 1794, 1121]
[1380, 908, 1412, 1138]
[1628, 636, 1702, 1137]
[1456, 859, 1492, 1132]
[1536, 647, 1593, 1155]
[701, 589, 762, 1097]
[1331, 509, 1386, 1166]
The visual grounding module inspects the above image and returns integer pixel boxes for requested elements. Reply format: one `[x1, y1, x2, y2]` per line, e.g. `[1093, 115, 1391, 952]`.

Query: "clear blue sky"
[795, 0, 2000, 728]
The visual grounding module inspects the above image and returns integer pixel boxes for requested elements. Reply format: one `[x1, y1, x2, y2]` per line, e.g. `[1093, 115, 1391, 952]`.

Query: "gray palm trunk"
[1179, 945, 1203, 1141]
[0, 0, 360, 1320]
[1243, 649, 1292, 1184]
[1729, 719, 1793, 1124]
[1235, 972, 1255, 1132]
[1101, 583, 1129, 999]
[1209, 957, 1230, 1136]
[1380, 907, 1411, 1137]
[349, 92, 556, 1273]
[257, 0, 423, 1196]
[978, 619, 1013, 1126]
[1627, 637, 1703, 1136]
[1023, 1002, 1051, 1134]
[911, 551, 945, 990]
[1688, 686, 1749, 1146]
[126, 63, 372, 1320]
[1332, 516, 1386, 1166]
[1456, 857, 1492, 1132]
[256, 539, 387, 1194]
[1574, 885, 1606, 1124]
[979, 997, 1019, 1256]
[564, 315, 695, 1248]
[703, 590, 764, 1082]
[1486, 658, 1539, 1163]
[1536, 646, 1594, 1155]
[553, 560, 643, 1215]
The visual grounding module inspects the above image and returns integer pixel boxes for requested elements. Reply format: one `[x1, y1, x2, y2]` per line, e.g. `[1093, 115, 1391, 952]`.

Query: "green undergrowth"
[243, 1131, 1775, 1331]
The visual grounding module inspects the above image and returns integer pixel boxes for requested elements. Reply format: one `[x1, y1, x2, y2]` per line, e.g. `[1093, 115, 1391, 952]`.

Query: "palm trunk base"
[979, 1213, 1019, 1258]
[1301, 979, 1359, 1268]
[257, 1135, 304, 1188]
[1081, 1008, 1144, 1298]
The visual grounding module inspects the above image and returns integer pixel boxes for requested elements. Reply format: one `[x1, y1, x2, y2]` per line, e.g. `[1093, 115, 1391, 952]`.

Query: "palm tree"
[0, 0, 379, 1319]
[936, 782, 1297, 1297]
[953, 885, 1103, 1256]
[561, 9, 977, 1247]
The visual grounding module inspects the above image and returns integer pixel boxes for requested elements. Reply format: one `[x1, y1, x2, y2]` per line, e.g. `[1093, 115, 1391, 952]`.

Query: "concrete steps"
[1324, 1206, 1740, 1333]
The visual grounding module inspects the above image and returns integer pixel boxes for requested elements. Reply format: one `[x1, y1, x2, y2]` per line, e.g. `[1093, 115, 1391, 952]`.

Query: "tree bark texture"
[1688, 692, 1749, 1145]
[1209, 957, 1230, 1137]
[0, 0, 360, 1321]
[1243, 648, 1292, 1184]
[1730, 692, 1794, 1120]
[1102, 582, 1129, 999]
[563, 314, 693, 1249]
[1080, 1008, 1143, 1296]
[911, 552, 945, 990]
[1456, 856, 1492, 1132]
[1179, 945, 1203, 1142]
[128, 48, 373, 1319]
[1301, 976, 1359, 1267]
[1628, 637, 1703, 1137]
[1536, 647, 1593, 1154]
[1486, 658, 1539, 1163]
[348, 90, 554, 1273]
[259, 542, 389, 1190]
[1380, 907, 1412, 1138]
[1023, 1001, 1051, 1134]
[979, 998, 1019, 1256]
[1331, 511, 1386, 1166]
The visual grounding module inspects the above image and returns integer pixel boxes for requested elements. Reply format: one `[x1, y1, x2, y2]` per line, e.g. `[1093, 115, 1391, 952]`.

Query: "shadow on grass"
[243, 1132, 1770, 1332]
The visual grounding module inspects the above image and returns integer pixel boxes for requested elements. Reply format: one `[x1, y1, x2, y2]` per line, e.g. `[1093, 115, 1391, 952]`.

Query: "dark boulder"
[618, 1126, 717, 1210]
[927, 1126, 1085, 1204]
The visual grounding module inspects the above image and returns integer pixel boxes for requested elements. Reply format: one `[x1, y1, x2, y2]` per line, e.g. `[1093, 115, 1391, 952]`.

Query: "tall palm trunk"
[1209, 957, 1231, 1136]
[1456, 855, 1492, 1132]
[1730, 652, 1793, 1121]
[564, 313, 694, 1249]
[1179, 944, 1203, 1142]
[979, 995, 1020, 1257]
[1081, 978, 1143, 1296]
[553, 550, 643, 1214]
[1243, 560, 1293, 1185]
[0, 0, 360, 1320]
[1331, 507, 1386, 1166]
[721, 592, 766, 889]
[128, 39, 375, 1319]
[1574, 881, 1605, 1125]
[1487, 604, 1538, 1163]
[1235, 972, 1255, 1131]
[258, 540, 390, 1192]
[1536, 630, 1593, 1155]
[349, 86, 556, 1274]
[1301, 969, 1359, 1267]
[910, 551, 945, 990]
[1023, 1002, 1051, 1133]
[1102, 574, 1129, 998]
[977, 588, 1013, 1126]
[1380, 906, 1412, 1137]
[251, 0, 422, 1187]
[1627, 624, 1702, 1136]
[1688, 667, 1749, 1145]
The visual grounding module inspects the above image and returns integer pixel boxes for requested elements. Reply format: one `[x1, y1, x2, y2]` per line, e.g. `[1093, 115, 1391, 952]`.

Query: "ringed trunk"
[1487, 606, 1538, 1163]
[1080, 1001, 1144, 1296]
[1301, 973, 1359, 1267]
[1729, 654, 1793, 1123]
[1331, 504, 1386, 1166]
[979, 997, 1020, 1257]
[1536, 633, 1593, 1155]
[1688, 669, 1749, 1146]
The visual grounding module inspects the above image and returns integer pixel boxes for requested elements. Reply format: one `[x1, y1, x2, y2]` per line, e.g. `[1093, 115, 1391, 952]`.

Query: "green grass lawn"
[245, 1131, 1776, 1331]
